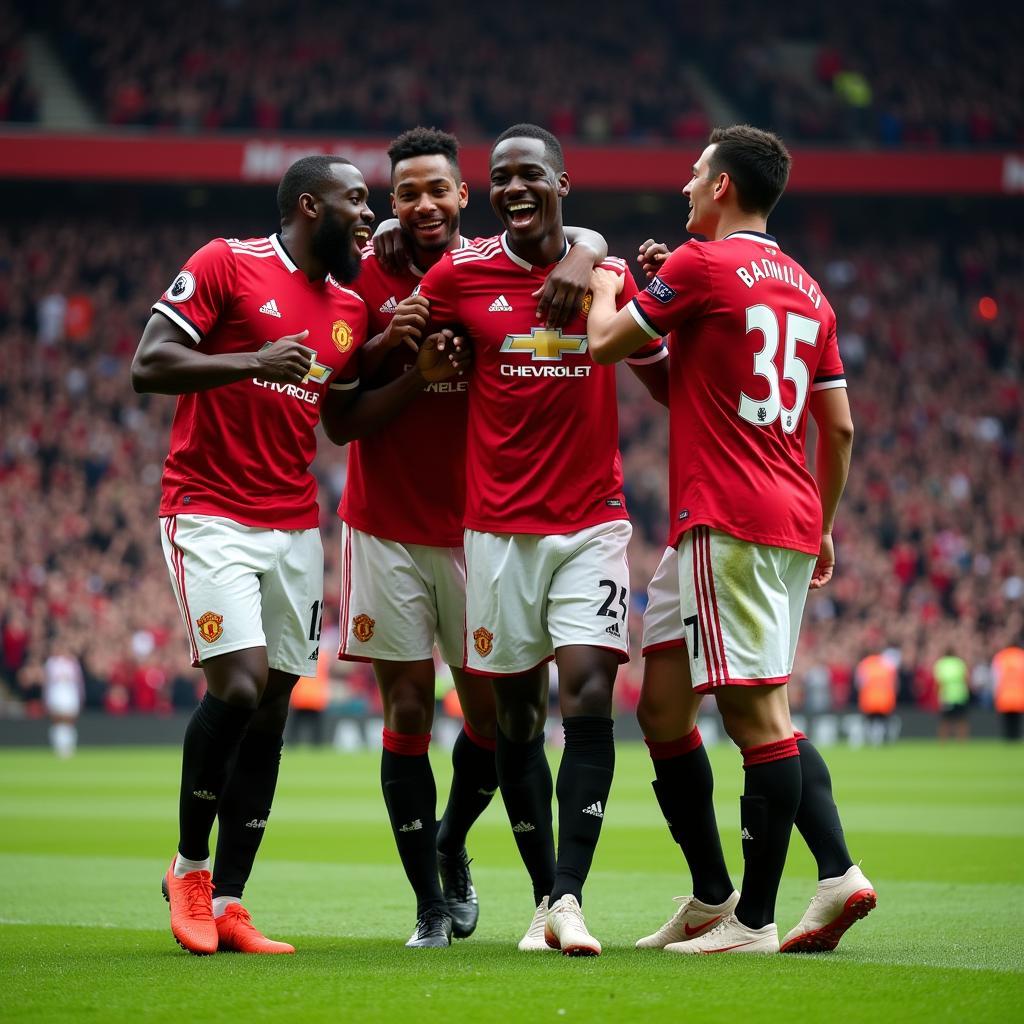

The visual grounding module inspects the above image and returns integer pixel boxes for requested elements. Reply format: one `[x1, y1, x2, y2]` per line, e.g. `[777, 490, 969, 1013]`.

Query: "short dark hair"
[388, 126, 461, 179]
[491, 123, 564, 174]
[707, 125, 791, 216]
[277, 155, 353, 221]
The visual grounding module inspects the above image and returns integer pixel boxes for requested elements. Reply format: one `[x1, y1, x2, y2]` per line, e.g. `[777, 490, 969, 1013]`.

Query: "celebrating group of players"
[131, 120, 877, 958]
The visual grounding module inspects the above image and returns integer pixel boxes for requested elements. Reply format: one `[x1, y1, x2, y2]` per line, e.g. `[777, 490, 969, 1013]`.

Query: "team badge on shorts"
[196, 611, 224, 643]
[473, 627, 494, 658]
[331, 319, 353, 353]
[352, 613, 375, 643]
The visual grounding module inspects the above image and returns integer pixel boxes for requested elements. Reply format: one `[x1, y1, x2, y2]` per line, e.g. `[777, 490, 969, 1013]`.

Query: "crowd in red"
[9, 1, 1020, 146]
[0, 213, 1020, 718]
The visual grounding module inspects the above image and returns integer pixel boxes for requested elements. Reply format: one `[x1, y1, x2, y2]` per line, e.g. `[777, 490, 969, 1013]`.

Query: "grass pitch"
[1, 740, 1021, 1023]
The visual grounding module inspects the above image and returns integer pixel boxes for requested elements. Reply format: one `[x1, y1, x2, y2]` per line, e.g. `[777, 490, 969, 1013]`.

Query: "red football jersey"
[153, 234, 366, 530]
[629, 230, 846, 556]
[419, 233, 666, 535]
[340, 241, 482, 547]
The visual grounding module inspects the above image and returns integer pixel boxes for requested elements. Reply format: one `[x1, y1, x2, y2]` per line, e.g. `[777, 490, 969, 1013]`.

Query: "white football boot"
[635, 890, 740, 949]
[517, 896, 555, 952]
[781, 864, 877, 953]
[663, 913, 779, 954]
[544, 894, 601, 956]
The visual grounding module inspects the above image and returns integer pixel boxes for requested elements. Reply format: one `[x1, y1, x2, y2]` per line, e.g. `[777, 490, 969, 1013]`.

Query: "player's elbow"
[588, 339, 617, 365]
[130, 351, 156, 393]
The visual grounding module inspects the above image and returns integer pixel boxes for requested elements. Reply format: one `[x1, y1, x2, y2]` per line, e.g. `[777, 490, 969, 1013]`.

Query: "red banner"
[1, 132, 1021, 194]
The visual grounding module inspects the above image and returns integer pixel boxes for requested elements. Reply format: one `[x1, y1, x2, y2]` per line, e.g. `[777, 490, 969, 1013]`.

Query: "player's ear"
[298, 191, 318, 219]
[390, 192, 398, 217]
[557, 172, 570, 198]
[458, 181, 469, 209]
[713, 172, 730, 201]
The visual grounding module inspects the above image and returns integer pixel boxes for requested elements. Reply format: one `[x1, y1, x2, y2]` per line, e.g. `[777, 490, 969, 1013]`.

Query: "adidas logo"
[605, 621, 620, 638]
[379, 295, 399, 314]
[399, 819, 423, 832]
[308, 648, 320, 661]
[741, 827, 754, 840]
[259, 298, 282, 318]
[192, 790, 217, 801]
[582, 801, 604, 819]
[488, 294, 513, 312]
[244, 818, 267, 829]
[512, 820, 536, 833]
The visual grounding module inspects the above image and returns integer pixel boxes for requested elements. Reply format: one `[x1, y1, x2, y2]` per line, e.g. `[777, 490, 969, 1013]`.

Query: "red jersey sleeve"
[628, 241, 711, 340]
[152, 239, 236, 344]
[609, 261, 667, 365]
[811, 318, 847, 391]
[417, 252, 461, 326]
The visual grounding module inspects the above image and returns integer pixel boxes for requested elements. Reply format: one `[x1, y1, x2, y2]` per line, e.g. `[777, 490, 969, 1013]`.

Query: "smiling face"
[309, 163, 375, 283]
[489, 137, 568, 256]
[682, 143, 720, 238]
[391, 153, 468, 259]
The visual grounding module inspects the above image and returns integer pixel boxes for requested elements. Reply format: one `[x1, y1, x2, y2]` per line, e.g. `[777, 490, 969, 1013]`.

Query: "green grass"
[1, 741, 1022, 1022]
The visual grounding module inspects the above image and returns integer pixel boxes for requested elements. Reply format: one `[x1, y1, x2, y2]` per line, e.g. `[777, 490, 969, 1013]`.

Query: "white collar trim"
[500, 231, 569, 271]
[270, 233, 299, 273]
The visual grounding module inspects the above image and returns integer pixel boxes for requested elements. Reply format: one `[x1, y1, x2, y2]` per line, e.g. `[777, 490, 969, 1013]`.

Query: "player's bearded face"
[313, 207, 362, 283]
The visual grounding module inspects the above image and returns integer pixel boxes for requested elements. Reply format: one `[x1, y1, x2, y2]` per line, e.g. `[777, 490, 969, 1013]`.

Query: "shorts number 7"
[683, 614, 700, 660]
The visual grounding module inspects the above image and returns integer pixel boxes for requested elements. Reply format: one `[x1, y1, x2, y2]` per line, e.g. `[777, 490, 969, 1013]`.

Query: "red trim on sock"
[742, 736, 799, 767]
[793, 730, 807, 742]
[644, 727, 703, 760]
[462, 720, 497, 752]
[382, 728, 431, 756]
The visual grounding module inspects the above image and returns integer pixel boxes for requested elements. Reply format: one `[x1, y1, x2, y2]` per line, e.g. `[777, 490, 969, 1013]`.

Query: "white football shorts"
[160, 513, 323, 677]
[464, 519, 632, 676]
[668, 525, 815, 693]
[337, 522, 467, 667]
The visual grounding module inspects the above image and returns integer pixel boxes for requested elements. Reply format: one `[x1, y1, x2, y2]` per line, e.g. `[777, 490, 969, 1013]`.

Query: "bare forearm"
[564, 226, 608, 264]
[131, 345, 261, 395]
[321, 368, 426, 446]
[628, 361, 669, 407]
[815, 428, 853, 532]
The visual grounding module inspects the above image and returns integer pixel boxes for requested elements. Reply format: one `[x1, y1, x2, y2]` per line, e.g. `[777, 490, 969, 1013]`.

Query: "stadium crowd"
[7, 0, 1022, 146]
[0, 207, 1019, 719]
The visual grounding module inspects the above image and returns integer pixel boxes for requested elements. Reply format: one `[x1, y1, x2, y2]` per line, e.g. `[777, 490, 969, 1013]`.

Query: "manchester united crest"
[332, 319, 353, 353]
[196, 611, 224, 643]
[352, 613, 375, 643]
[580, 291, 593, 316]
[473, 627, 494, 658]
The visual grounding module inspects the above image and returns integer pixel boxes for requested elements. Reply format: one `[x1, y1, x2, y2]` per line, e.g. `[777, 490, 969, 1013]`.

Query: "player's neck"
[410, 234, 462, 273]
[711, 213, 769, 241]
[278, 225, 324, 281]
[505, 228, 567, 269]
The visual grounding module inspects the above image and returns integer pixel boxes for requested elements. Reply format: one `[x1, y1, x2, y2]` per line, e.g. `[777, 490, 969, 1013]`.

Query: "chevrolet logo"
[303, 358, 333, 384]
[500, 329, 588, 361]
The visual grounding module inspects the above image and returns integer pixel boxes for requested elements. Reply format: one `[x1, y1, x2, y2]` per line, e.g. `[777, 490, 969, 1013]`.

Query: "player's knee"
[496, 700, 545, 743]
[386, 682, 434, 734]
[561, 671, 614, 718]
[216, 676, 262, 710]
[462, 707, 497, 740]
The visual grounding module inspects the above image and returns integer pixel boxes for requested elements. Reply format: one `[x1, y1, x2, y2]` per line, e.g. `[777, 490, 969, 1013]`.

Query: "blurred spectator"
[854, 651, 898, 745]
[992, 644, 1024, 741]
[933, 647, 970, 741]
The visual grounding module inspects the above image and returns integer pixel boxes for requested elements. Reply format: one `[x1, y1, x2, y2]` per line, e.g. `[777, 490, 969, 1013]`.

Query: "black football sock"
[734, 737, 802, 929]
[437, 723, 498, 856]
[178, 693, 254, 861]
[646, 728, 735, 906]
[380, 729, 446, 917]
[549, 716, 615, 907]
[793, 732, 854, 881]
[212, 728, 283, 899]
[495, 730, 555, 905]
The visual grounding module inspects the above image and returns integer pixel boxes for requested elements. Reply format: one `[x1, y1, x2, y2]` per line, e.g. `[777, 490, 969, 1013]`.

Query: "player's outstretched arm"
[130, 313, 312, 395]
[320, 331, 470, 446]
[532, 226, 608, 327]
[809, 386, 855, 589]
[586, 268, 650, 364]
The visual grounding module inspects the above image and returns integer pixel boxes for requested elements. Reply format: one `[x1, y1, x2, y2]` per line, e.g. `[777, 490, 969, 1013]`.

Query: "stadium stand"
[5, 0, 1021, 144]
